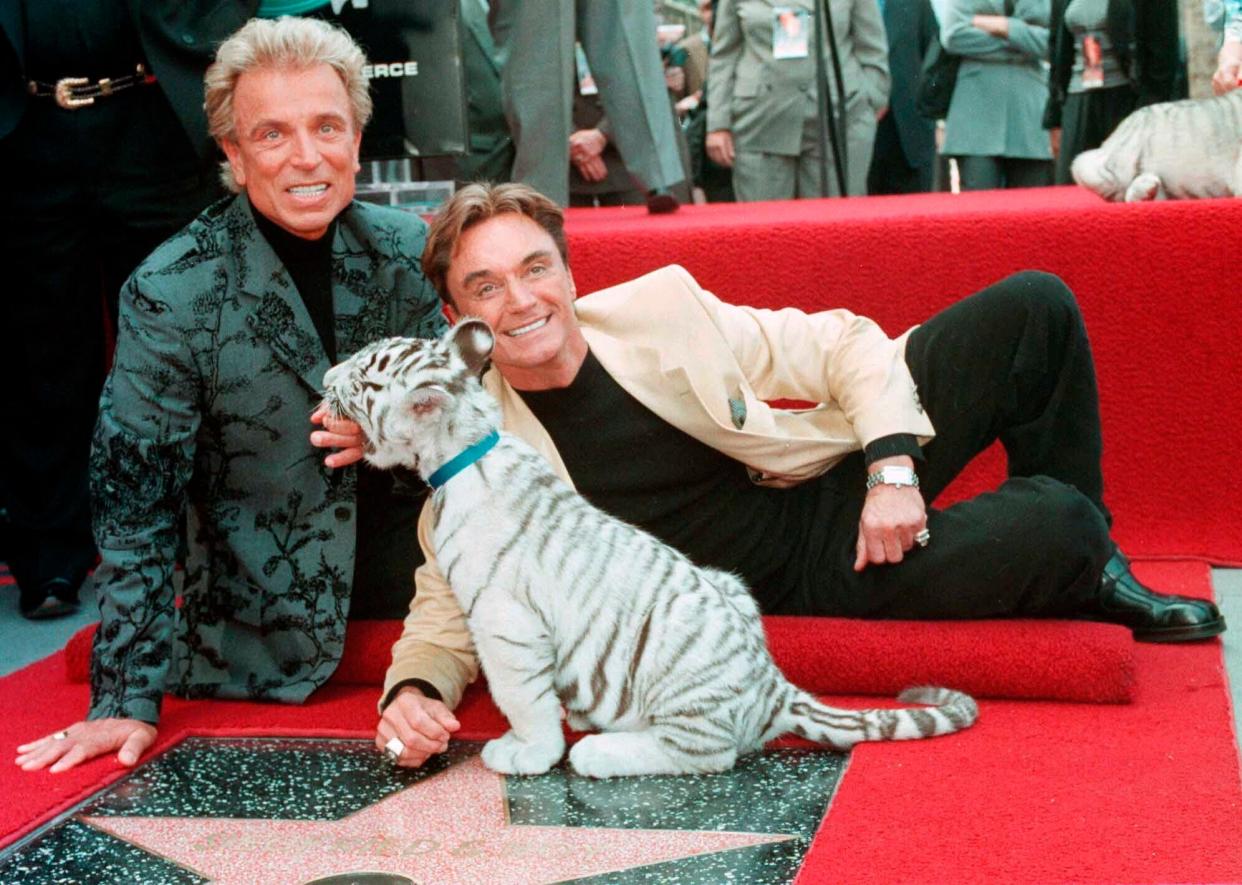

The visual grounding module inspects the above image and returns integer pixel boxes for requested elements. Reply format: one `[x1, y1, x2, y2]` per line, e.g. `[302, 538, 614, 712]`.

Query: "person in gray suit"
[868, 0, 940, 194]
[489, 0, 687, 209]
[705, 0, 891, 199]
[15, 17, 445, 775]
[934, 0, 1054, 189]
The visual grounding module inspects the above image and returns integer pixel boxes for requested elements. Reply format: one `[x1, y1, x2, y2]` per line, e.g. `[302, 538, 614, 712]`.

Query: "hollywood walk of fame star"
[82, 752, 794, 884]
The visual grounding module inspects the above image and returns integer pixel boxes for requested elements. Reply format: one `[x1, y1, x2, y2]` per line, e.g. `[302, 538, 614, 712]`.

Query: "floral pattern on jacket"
[88, 194, 445, 723]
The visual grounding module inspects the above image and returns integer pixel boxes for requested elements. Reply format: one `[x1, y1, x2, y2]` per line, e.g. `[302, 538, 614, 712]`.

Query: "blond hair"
[204, 16, 372, 192]
[422, 182, 570, 307]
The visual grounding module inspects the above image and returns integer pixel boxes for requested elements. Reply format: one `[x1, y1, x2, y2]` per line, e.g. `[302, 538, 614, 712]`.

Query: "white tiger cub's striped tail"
[774, 686, 978, 750]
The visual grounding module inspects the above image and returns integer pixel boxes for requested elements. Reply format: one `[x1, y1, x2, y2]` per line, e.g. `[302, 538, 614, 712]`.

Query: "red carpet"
[563, 190, 1242, 565]
[4, 561, 1237, 882]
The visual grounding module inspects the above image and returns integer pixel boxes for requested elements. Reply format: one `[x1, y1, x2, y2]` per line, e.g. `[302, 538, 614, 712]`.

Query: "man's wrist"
[381, 678, 442, 711]
[863, 433, 923, 466]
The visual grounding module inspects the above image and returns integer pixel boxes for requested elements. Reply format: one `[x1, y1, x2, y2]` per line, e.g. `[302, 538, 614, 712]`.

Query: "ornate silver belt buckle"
[54, 77, 94, 110]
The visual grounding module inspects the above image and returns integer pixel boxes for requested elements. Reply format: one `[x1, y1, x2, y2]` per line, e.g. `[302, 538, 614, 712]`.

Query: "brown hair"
[422, 182, 569, 307]
[204, 17, 372, 192]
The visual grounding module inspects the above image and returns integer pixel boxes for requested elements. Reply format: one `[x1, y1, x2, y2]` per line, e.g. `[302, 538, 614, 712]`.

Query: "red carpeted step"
[62, 615, 1136, 704]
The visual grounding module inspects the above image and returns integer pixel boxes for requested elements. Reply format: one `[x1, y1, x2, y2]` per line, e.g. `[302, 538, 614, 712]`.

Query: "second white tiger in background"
[323, 321, 979, 779]
[1072, 89, 1242, 201]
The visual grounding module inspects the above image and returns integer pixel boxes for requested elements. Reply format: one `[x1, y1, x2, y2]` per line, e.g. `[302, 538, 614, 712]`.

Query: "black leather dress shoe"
[645, 188, 680, 214]
[19, 577, 81, 621]
[1089, 546, 1226, 642]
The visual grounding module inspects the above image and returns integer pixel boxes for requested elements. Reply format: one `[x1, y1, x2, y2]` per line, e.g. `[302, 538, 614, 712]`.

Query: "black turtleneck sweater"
[251, 206, 424, 620]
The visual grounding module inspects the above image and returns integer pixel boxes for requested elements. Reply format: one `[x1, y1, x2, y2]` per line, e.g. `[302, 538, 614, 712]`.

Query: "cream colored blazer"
[380, 265, 935, 710]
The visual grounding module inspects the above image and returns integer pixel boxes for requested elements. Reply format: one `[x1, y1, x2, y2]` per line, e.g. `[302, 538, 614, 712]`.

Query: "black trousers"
[773, 271, 1113, 620]
[0, 85, 219, 593]
[866, 112, 934, 195]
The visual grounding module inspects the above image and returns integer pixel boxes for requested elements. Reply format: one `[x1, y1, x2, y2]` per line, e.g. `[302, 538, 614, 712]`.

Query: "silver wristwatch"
[865, 465, 920, 491]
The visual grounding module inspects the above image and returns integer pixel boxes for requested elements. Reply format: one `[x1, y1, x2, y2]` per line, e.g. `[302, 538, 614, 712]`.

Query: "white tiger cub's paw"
[568, 734, 633, 779]
[1125, 173, 1163, 202]
[481, 731, 564, 775]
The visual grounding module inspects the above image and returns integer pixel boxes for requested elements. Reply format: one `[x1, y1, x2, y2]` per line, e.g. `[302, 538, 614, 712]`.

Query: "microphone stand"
[813, 0, 849, 197]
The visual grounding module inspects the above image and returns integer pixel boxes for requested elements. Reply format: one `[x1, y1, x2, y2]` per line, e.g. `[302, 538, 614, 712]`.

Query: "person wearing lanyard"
[1043, 0, 1178, 184]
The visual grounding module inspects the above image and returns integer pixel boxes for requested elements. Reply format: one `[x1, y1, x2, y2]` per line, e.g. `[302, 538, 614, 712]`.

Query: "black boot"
[1089, 546, 1226, 642]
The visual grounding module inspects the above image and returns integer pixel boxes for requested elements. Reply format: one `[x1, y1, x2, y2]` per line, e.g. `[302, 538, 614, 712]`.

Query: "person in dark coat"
[868, 0, 940, 194]
[0, 0, 259, 619]
[457, 0, 515, 184]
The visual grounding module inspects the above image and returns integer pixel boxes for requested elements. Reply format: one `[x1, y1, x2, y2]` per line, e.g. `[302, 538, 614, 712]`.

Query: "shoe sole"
[1133, 615, 1227, 643]
[21, 597, 80, 621]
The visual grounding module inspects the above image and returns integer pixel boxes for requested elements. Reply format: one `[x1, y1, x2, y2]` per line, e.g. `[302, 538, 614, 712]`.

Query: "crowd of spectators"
[449, 0, 1234, 203]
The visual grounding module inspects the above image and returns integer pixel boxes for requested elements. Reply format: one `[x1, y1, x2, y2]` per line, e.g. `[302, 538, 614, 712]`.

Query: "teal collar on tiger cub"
[426, 430, 501, 489]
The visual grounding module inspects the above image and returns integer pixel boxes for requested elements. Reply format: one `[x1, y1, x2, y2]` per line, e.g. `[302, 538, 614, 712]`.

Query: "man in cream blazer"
[370, 183, 1224, 767]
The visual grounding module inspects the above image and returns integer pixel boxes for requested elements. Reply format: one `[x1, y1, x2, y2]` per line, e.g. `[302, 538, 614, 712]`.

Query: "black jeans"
[776, 271, 1113, 620]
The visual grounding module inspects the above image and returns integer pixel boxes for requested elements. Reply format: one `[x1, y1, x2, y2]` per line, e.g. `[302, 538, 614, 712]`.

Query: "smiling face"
[444, 213, 588, 391]
[219, 63, 361, 240]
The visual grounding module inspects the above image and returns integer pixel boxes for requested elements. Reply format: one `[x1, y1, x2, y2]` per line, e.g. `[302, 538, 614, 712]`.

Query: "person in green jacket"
[15, 16, 445, 775]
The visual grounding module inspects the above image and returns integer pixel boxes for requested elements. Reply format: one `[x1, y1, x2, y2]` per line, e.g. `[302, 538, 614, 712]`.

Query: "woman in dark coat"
[1043, 0, 1179, 184]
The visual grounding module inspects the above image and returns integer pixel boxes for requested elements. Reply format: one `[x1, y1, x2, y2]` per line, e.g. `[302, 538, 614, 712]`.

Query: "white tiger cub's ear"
[410, 385, 450, 416]
[448, 318, 495, 378]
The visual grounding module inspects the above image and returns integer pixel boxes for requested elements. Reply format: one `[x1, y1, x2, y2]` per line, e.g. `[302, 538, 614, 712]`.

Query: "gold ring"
[52, 730, 69, 741]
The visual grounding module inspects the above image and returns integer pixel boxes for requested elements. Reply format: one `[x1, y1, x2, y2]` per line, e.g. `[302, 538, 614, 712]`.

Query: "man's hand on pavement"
[16, 719, 157, 773]
[377, 687, 461, 768]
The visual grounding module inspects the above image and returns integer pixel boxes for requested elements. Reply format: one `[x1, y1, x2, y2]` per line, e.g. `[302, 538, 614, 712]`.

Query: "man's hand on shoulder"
[15, 719, 157, 773]
[854, 457, 928, 571]
[310, 406, 366, 468]
[377, 686, 461, 768]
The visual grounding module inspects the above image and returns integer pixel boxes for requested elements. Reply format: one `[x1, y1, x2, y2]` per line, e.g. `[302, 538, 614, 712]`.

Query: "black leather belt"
[27, 63, 155, 110]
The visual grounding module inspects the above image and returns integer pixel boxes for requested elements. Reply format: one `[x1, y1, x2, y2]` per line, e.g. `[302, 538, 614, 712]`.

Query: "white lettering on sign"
[362, 61, 420, 79]
[330, 0, 369, 14]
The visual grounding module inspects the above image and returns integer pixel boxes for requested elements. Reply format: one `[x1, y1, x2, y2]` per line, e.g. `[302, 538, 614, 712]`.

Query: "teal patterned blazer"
[88, 194, 446, 724]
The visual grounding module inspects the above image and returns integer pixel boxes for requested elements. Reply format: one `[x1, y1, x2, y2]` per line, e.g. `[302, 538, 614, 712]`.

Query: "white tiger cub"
[1072, 89, 1242, 201]
[322, 320, 978, 778]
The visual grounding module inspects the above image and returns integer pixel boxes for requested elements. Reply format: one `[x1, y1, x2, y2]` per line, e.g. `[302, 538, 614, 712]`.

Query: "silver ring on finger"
[52, 730, 70, 741]
[383, 736, 405, 762]
[914, 528, 931, 548]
